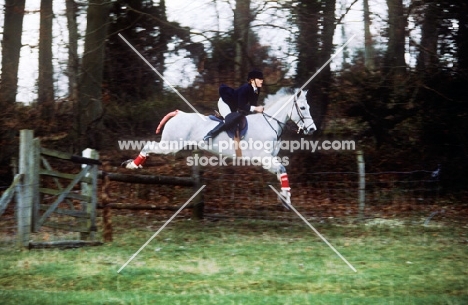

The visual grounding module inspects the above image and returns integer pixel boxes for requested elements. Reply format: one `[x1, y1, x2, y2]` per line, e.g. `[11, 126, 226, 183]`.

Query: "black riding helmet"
[247, 70, 263, 81]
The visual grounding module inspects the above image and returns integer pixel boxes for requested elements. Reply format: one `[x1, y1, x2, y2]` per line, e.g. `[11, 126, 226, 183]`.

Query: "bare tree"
[457, 1, 468, 73]
[295, 0, 320, 87]
[363, 0, 375, 70]
[75, 0, 110, 150]
[294, 0, 337, 132]
[416, 1, 439, 75]
[233, 0, 252, 82]
[0, 0, 26, 163]
[0, 0, 26, 105]
[38, 0, 55, 122]
[384, 0, 407, 76]
[66, 0, 79, 102]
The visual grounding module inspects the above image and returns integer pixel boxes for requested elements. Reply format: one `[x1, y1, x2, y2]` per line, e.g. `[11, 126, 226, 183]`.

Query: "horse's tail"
[155, 109, 179, 134]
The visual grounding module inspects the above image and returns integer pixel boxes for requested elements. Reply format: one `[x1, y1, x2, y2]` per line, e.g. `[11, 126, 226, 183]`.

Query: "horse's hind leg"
[121, 141, 154, 169]
[122, 154, 146, 169]
[122, 141, 177, 169]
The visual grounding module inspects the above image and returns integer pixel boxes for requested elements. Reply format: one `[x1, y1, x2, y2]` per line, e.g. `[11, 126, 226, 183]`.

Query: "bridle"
[289, 94, 315, 135]
[262, 93, 313, 139]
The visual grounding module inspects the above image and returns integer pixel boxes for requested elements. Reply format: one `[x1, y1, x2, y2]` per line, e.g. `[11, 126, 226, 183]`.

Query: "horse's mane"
[263, 88, 297, 110]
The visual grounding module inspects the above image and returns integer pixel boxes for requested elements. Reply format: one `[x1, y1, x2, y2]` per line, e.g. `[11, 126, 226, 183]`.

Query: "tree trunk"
[0, 0, 26, 164]
[456, 1, 468, 73]
[38, 0, 55, 123]
[313, 0, 336, 132]
[233, 0, 251, 82]
[76, 0, 110, 150]
[154, 0, 169, 93]
[0, 0, 26, 105]
[66, 0, 79, 102]
[384, 0, 407, 76]
[297, 0, 336, 133]
[416, 1, 439, 75]
[295, 0, 320, 87]
[363, 0, 375, 71]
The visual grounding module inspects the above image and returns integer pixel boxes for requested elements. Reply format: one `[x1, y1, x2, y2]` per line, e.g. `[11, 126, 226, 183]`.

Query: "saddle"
[208, 112, 248, 139]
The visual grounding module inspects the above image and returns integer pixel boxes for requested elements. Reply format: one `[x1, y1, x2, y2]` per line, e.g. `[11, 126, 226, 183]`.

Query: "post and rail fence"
[0, 130, 203, 248]
[0, 130, 445, 249]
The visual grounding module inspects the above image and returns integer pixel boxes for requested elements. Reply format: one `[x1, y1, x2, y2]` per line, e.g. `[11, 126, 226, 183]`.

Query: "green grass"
[0, 218, 467, 304]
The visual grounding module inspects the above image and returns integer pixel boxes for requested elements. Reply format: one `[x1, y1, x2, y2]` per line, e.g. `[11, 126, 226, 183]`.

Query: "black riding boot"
[203, 122, 225, 142]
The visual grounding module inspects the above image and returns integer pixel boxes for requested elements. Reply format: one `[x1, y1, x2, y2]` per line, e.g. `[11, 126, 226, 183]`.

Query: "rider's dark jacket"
[219, 83, 260, 114]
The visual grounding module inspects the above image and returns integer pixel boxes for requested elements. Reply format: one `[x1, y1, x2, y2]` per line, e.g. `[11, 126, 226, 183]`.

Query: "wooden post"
[191, 150, 204, 219]
[17, 130, 35, 248]
[357, 150, 366, 220]
[80, 148, 98, 240]
[31, 138, 41, 232]
[101, 173, 112, 242]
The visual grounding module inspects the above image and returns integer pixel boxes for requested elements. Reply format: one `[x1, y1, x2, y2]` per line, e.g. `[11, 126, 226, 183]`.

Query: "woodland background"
[0, 0, 467, 198]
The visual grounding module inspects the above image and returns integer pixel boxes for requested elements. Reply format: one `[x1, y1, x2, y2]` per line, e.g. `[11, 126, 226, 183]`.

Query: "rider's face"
[252, 78, 263, 88]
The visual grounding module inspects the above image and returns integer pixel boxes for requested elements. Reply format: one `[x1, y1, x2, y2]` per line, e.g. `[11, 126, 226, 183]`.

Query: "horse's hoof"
[279, 190, 291, 210]
[121, 159, 141, 169]
[121, 159, 131, 167]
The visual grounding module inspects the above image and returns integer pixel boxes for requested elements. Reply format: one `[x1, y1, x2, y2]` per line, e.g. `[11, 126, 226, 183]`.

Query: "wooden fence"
[98, 151, 204, 242]
[3, 130, 203, 248]
[14, 130, 102, 249]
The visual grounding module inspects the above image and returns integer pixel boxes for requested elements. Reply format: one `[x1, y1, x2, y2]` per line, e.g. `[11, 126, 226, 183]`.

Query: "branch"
[335, 0, 360, 27]
[421, 84, 454, 102]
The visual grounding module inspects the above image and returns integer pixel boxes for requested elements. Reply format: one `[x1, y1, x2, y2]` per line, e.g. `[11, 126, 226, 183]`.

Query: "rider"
[203, 70, 265, 142]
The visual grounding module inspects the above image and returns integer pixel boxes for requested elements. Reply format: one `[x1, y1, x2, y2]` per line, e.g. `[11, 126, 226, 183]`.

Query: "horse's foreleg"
[264, 157, 291, 205]
[277, 169, 291, 205]
[279, 172, 291, 194]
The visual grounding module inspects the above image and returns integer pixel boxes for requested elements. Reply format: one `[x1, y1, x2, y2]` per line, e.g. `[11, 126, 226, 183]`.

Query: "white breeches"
[217, 98, 231, 118]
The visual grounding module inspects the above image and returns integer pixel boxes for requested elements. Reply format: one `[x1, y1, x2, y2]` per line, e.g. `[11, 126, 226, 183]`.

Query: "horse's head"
[290, 90, 316, 135]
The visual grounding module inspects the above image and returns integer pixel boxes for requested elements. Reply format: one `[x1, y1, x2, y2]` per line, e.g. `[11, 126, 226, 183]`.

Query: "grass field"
[0, 216, 467, 304]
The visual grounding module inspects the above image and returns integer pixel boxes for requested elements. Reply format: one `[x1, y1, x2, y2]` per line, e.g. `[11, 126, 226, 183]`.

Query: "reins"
[262, 95, 311, 139]
[262, 112, 289, 140]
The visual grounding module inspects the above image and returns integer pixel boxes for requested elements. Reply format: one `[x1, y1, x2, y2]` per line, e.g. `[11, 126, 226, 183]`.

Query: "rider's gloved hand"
[254, 106, 264, 113]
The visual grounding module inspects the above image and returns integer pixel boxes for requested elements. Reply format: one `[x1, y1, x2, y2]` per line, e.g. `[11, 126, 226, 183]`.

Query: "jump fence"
[0, 130, 455, 250]
[0, 130, 202, 248]
[101, 158, 444, 223]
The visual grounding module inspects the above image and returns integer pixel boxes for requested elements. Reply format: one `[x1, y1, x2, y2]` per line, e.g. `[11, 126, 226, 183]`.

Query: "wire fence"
[1, 163, 465, 249]
[200, 167, 444, 220]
